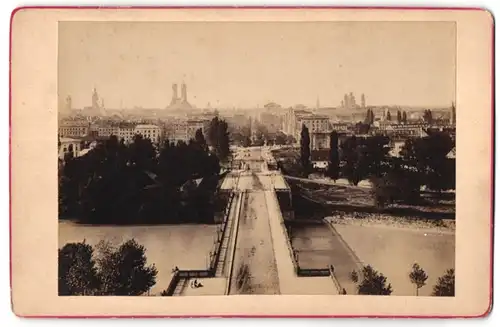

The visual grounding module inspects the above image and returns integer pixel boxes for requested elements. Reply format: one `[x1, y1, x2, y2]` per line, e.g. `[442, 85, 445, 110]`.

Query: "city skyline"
[59, 21, 456, 110]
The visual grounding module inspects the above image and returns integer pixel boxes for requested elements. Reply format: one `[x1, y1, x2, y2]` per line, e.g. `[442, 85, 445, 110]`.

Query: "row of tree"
[59, 239, 455, 297]
[297, 125, 455, 207]
[59, 130, 223, 225]
[348, 264, 454, 296]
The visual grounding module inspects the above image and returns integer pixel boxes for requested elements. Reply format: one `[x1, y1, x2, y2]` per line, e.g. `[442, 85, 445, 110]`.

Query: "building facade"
[134, 124, 162, 144]
[294, 114, 331, 150]
[118, 123, 136, 144]
[58, 137, 83, 160]
[58, 120, 90, 138]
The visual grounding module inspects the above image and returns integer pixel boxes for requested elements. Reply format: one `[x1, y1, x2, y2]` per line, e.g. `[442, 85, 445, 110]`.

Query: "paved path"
[228, 188, 280, 295]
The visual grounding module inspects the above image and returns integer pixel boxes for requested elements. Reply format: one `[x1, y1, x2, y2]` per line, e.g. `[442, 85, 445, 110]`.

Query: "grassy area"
[287, 178, 455, 228]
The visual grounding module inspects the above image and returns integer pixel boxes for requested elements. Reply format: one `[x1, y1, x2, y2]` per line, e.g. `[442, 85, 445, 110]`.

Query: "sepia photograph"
[57, 20, 456, 298]
[11, 7, 492, 317]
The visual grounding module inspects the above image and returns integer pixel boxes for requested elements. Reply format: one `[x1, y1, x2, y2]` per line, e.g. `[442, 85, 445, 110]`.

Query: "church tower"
[92, 87, 99, 109]
[181, 82, 188, 103]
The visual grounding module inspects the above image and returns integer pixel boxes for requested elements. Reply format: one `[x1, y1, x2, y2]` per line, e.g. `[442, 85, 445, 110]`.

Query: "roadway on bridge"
[227, 147, 338, 295]
[228, 148, 280, 295]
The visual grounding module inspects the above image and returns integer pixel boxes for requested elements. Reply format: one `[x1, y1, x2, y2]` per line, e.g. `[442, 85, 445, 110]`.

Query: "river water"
[59, 220, 218, 294]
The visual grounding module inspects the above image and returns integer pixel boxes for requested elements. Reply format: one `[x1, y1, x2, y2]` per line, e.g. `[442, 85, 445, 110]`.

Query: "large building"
[118, 122, 136, 144]
[58, 120, 90, 137]
[186, 119, 211, 140]
[165, 118, 210, 144]
[298, 115, 331, 150]
[282, 108, 313, 136]
[375, 122, 429, 138]
[282, 108, 332, 149]
[259, 111, 282, 133]
[340, 92, 366, 110]
[97, 125, 120, 138]
[134, 124, 162, 144]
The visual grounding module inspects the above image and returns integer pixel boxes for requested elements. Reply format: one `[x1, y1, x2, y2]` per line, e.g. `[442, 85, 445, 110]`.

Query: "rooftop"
[299, 114, 329, 120]
[135, 124, 161, 129]
[60, 137, 81, 143]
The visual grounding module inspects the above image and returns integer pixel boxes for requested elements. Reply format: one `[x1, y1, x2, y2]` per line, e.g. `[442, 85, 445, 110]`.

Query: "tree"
[357, 265, 393, 295]
[274, 131, 287, 145]
[409, 263, 428, 296]
[397, 111, 402, 124]
[96, 239, 158, 296]
[340, 135, 390, 186]
[253, 130, 266, 146]
[194, 128, 208, 152]
[350, 270, 359, 283]
[400, 131, 455, 191]
[58, 241, 100, 296]
[208, 117, 230, 161]
[354, 122, 371, 135]
[423, 109, 433, 124]
[217, 119, 230, 161]
[299, 124, 311, 175]
[364, 109, 375, 125]
[402, 111, 408, 124]
[364, 109, 372, 124]
[326, 131, 340, 181]
[432, 269, 455, 296]
[59, 239, 158, 296]
[285, 135, 297, 145]
[128, 134, 157, 171]
[370, 167, 421, 208]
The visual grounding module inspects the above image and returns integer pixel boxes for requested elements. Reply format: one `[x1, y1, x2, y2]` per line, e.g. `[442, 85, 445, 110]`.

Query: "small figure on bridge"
[191, 279, 204, 289]
[342, 288, 347, 295]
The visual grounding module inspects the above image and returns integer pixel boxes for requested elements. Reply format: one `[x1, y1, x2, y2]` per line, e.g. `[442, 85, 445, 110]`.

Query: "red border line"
[8, 5, 494, 319]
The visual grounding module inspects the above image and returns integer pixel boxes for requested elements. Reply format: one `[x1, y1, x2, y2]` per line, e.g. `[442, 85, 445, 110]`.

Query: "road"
[228, 148, 280, 295]
[226, 147, 337, 295]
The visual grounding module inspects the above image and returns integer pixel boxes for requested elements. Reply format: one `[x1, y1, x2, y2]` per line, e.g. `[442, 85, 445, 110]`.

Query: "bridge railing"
[328, 266, 344, 295]
[178, 270, 213, 278]
[268, 190, 301, 274]
[296, 268, 330, 277]
[208, 191, 236, 273]
[162, 271, 181, 296]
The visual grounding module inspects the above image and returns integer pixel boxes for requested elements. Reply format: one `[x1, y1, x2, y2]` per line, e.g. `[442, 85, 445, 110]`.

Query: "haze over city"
[58, 18, 457, 300]
[59, 21, 456, 110]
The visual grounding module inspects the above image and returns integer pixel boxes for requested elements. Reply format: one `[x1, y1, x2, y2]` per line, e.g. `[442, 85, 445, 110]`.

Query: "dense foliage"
[299, 124, 311, 175]
[59, 239, 158, 296]
[432, 269, 455, 296]
[59, 132, 221, 224]
[326, 131, 340, 181]
[207, 116, 230, 162]
[356, 265, 393, 295]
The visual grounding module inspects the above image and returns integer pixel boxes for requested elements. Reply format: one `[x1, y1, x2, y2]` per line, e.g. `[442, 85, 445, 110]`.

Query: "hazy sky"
[58, 21, 456, 109]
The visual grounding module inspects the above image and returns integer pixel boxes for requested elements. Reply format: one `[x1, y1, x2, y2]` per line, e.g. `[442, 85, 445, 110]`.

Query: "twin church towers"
[168, 82, 192, 110]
